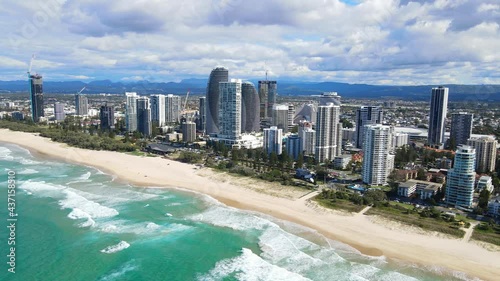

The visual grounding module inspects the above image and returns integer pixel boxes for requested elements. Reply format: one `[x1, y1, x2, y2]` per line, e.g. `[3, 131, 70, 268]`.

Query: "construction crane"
[76, 87, 86, 95]
[27, 54, 35, 77]
[183, 89, 190, 111]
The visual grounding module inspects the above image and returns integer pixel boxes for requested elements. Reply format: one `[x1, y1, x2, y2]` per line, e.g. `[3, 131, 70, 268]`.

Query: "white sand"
[1, 129, 499, 280]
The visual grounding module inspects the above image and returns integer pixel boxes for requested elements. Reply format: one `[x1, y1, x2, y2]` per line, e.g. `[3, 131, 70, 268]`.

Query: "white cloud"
[0, 0, 498, 85]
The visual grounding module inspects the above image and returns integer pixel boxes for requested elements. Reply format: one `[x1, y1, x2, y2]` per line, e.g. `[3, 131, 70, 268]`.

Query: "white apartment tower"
[315, 103, 341, 163]
[165, 94, 181, 123]
[264, 126, 283, 155]
[467, 137, 498, 173]
[218, 80, 242, 140]
[362, 124, 392, 185]
[446, 146, 476, 208]
[150, 94, 166, 127]
[125, 92, 138, 132]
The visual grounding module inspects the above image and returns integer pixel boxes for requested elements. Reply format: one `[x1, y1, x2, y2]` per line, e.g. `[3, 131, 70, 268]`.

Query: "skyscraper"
[428, 86, 449, 148]
[362, 124, 392, 186]
[272, 104, 289, 133]
[218, 80, 242, 140]
[125, 92, 138, 132]
[287, 104, 295, 131]
[29, 74, 44, 122]
[165, 94, 181, 124]
[198, 97, 206, 133]
[450, 112, 473, 147]
[206, 67, 229, 135]
[241, 82, 260, 133]
[75, 94, 88, 116]
[446, 146, 476, 208]
[467, 137, 498, 173]
[355, 106, 383, 148]
[286, 134, 302, 160]
[137, 97, 152, 137]
[263, 126, 283, 155]
[54, 102, 65, 121]
[315, 103, 341, 163]
[319, 92, 341, 106]
[182, 121, 196, 143]
[99, 104, 114, 130]
[150, 94, 166, 127]
[258, 80, 277, 119]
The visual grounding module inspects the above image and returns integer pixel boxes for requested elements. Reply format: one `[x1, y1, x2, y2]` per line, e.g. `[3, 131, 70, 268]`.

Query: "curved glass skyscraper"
[241, 82, 260, 133]
[205, 67, 229, 135]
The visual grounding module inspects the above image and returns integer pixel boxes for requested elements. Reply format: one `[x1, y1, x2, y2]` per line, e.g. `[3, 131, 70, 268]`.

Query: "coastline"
[1, 129, 499, 280]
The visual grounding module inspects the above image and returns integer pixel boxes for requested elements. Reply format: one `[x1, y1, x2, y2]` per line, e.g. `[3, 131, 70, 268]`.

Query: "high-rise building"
[450, 112, 473, 147]
[125, 92, 138, 132]
[198, 97, 206, 133]
[165, 94, 181, 124]
[392, 132, 409, 150]
[263, 126, 282, 155]
[319, 92, 341, 106]
[355, 106, 383, 148]
[150, 95, 166, 127]
[137, 97, 152, 137]
[99, 104, 114, 130]
[241, 82, 260, 133]
[336, 122, 343, 156]
[29, 74, 44, 122]
[362, 124, 392, 186]
[467, 137, 498, 173]
[75, 94, 88, 116]
[298, 121, 315, 156]
[287, 104, 295, 131]
[54, 102, 65, 121]
[428, 86, 449, 148]
[258, 80, 277, 119]
[218, 80, 242, 140]
[315, 103, 341, 163]
[206, 67, 229, 135]
[182, 121, 196, 143]
[446, 146, 476, 208]
[272, 104, 289, 133]
[286, 134, 302, 160]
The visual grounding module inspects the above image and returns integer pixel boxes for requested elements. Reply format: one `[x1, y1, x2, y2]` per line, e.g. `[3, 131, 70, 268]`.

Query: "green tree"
[269, 152, 278, 167]
[416, 168, 427, 180]
[296, 153, 304, 169]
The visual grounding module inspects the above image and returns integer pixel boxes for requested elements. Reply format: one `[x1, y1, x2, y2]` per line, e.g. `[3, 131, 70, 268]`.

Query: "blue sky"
[0, 0, 499, 85]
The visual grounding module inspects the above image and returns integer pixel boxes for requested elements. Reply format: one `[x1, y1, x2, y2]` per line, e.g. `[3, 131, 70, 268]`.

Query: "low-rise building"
[477, 176, 493, 193]
[488, 197, 500, 218]
[334, 155, 351, 170]
[397, 180, 442, 199]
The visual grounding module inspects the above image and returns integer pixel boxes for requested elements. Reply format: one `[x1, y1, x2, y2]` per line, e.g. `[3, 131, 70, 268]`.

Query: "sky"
[0, 0, 499, 85]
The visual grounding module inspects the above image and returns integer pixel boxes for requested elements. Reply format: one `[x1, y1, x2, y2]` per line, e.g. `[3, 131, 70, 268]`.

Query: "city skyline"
[1, 1, 499, 85]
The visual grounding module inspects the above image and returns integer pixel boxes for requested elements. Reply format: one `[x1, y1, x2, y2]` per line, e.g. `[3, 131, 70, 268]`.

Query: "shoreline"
[1, 129, 499, 280]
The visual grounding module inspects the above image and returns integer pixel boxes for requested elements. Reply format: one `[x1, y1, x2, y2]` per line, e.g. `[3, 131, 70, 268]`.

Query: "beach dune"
[1, 129, 499, 281]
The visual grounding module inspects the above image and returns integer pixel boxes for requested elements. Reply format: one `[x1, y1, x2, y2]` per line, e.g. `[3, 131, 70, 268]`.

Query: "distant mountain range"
[1, 79, 499, 101]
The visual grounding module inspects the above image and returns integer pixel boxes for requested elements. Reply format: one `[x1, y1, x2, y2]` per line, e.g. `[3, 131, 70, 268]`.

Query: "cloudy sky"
[1, 0, 499, 85]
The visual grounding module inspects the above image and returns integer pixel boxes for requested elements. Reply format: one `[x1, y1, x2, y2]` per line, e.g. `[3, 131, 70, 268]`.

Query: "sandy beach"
[1, 129, 499, 280]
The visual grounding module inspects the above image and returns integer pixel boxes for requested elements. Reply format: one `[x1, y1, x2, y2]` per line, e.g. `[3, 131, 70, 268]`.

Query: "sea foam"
[100, 241, 130, 254]
[199, 248, 312, 281]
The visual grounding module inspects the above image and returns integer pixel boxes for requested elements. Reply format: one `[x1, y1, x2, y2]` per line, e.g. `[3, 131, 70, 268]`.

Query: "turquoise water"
[0, 143, 478, 281]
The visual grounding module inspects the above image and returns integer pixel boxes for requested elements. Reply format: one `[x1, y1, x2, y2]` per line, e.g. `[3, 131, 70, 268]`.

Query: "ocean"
[0, 143, 478, 281]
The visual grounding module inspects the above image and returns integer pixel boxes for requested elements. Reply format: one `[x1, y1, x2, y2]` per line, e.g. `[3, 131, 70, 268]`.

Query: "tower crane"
[77, 87, 86, 95]
[183, 89, 190, 111]
[27, 54, 35, 77]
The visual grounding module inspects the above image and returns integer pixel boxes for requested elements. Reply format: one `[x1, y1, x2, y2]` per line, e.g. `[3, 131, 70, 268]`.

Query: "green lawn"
[471, 224, 500, 246]
[365, 206, 466, 238]
[314, 197, 365, 213]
